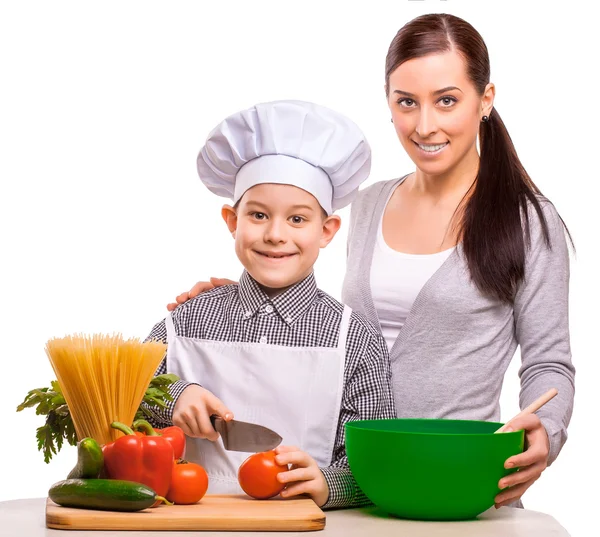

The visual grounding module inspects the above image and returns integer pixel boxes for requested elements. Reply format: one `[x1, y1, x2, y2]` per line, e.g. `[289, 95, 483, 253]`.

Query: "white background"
[0, 1, 598, 535]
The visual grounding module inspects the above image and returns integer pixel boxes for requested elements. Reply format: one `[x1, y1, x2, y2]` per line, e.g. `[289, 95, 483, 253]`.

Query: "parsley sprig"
[17, 374, 179, 463]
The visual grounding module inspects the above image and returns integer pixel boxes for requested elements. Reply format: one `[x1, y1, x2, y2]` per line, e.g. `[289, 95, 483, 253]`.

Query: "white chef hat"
[196, 100, 371, 215]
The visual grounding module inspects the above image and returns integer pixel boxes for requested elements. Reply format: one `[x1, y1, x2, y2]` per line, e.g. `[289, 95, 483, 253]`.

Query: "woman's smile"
[413, 141, 449, 156]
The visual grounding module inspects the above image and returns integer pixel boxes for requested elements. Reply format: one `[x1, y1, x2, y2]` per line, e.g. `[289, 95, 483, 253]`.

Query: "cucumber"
[49, 479, 163, 512]
[67, 438, 104, 479]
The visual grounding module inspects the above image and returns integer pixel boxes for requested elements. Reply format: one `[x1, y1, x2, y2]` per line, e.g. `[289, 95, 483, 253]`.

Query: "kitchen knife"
[210, 415, 283, 452]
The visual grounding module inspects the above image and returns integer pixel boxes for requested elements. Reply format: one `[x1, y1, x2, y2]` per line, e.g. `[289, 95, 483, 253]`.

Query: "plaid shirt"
[145, 270, 395, 509]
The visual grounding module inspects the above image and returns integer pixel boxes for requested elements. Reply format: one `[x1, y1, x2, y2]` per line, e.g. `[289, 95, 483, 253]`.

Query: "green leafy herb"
[17, 374, 179, 463]
[134, 373, 178, 421]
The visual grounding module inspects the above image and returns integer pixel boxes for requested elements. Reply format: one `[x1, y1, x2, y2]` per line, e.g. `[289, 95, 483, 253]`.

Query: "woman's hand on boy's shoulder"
[173, 385, 233, 441]
[275, 445, 329, 507]
[167, 277, 238, 311]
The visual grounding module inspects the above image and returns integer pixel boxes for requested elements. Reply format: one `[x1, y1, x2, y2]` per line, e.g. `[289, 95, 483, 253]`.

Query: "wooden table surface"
[0, 497, 570, 537]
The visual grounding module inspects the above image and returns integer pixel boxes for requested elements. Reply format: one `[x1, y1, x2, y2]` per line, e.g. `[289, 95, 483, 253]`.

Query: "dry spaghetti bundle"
[45, 334, 166, 445]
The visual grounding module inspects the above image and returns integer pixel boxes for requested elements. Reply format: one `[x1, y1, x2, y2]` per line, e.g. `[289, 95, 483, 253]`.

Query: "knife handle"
[209, 414, 218, 430]
[210, 414, 228, 445]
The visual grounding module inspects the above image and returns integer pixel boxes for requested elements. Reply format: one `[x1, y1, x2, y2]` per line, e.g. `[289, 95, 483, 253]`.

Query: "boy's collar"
[238, 271, 319, 325]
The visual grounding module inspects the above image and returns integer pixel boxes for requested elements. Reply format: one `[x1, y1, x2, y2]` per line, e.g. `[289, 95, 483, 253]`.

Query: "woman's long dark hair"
[385, 13, 570, 302]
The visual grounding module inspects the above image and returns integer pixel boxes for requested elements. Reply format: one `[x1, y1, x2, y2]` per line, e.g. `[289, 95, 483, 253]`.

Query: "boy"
[146, 100, 395, 509]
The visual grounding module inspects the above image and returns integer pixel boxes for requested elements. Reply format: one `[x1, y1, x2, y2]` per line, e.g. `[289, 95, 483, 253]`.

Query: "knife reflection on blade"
[210, 415, 283, 453]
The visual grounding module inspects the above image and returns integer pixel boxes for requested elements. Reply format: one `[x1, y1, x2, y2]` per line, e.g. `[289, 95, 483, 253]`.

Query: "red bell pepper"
[133, 419, 186, 459]
[103, 421, 174, 497]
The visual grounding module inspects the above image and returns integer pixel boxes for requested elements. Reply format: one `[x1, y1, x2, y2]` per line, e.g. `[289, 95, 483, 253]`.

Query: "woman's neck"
[412, 148, 480, 202]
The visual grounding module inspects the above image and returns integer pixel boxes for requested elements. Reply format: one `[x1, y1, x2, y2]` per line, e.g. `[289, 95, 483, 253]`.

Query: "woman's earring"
[390, 118, 393, 123]
[481, 115, 489, 123]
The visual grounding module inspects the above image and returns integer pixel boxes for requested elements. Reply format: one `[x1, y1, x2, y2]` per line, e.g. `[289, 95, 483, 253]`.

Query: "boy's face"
[222, 183, 341, 296]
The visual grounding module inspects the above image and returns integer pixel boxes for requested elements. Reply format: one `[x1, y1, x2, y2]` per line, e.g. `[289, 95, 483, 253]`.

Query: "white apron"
[165, 305, 351, 494]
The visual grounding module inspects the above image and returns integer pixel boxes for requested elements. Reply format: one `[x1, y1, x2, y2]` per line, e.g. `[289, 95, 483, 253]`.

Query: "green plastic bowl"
[345, 418, 524, 521]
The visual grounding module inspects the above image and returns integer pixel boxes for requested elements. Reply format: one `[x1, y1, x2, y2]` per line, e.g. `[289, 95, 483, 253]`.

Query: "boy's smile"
[222, 183, 341, 297]
[254, 249, 298, 261]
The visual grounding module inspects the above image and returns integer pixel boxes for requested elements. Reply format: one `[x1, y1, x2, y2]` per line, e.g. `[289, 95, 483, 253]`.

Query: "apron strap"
[165, 312, 176, 346]
[337, 305, 352, 351]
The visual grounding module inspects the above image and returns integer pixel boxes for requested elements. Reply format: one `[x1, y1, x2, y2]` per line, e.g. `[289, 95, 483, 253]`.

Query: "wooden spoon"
[494, 388, 558, 433]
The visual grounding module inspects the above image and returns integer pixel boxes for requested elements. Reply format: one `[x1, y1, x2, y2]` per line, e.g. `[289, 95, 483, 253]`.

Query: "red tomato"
[237, 450, 288, 500]
[166, 459, 209, 504]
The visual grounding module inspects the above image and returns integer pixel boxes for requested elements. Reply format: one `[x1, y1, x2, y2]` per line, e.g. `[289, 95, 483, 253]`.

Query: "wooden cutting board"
[45, 494, 326, 532]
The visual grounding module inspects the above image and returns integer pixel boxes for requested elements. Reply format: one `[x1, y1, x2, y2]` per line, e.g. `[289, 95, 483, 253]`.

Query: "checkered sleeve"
[142, 318, 198, 427]
[320, 314, 396, 509]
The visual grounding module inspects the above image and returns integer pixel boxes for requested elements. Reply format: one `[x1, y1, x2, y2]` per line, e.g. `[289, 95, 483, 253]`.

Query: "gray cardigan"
[342, 177, 575, 464]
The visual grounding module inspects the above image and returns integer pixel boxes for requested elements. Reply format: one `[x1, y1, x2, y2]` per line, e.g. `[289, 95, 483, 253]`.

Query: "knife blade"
[210, 415, 283, 453]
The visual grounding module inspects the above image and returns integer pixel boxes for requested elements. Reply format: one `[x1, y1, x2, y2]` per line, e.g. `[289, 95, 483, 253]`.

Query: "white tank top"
[370, 210, 455, 351]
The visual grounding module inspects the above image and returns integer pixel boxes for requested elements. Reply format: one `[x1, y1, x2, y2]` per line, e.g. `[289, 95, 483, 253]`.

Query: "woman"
[169, 13, 575, 509]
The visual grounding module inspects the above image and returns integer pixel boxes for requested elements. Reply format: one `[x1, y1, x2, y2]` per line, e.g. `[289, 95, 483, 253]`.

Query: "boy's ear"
[221, 204, 238, 237]
[320, 215, 342, 248]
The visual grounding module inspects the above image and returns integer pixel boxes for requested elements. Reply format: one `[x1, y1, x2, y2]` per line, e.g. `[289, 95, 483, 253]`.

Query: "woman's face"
[387, 50, 493, 177]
